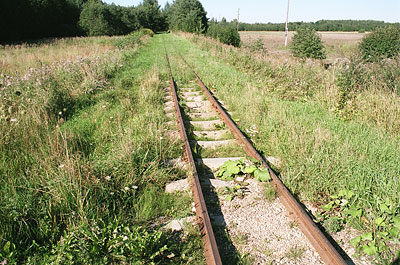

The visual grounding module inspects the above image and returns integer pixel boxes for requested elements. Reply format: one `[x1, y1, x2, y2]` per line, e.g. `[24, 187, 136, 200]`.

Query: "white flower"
[122, 235, 128, 241]
[132, 185, 138, 190]
[58, 164, 65, 168]
[10, 118, 17, 122]
[105, 176, 111, 181]
[124, 187, 129, 191]
[110, 192, 115, 195]
[58, 111, 62, 115]
[160, 137, 164, 140]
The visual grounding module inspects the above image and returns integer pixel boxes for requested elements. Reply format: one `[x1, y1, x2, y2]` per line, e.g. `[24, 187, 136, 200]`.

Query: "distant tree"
[359, 26, 400, 61]
[290, 27, 326, 59]
[167, 0, 208, 33]
[136, 0, 166, 32]
[79, 0, 115, 36]
[207, 23, 241, 47]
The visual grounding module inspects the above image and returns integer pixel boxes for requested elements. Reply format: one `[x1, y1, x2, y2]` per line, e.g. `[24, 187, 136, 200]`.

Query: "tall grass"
[0, 34, 203, 264]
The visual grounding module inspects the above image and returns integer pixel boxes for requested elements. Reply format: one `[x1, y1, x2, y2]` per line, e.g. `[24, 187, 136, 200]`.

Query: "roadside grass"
[161, 33, 400, 262]
[0, 34, 204, 264]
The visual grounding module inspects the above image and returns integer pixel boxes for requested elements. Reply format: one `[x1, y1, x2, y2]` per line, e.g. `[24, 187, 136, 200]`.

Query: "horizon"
[103, 0, 400, 24]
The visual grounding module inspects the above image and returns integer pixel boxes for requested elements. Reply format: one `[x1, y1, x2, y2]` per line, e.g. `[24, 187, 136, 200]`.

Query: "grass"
[163, 33, 400, 262]
[264, 183, 278, 202]
[0, 33, 205, 264]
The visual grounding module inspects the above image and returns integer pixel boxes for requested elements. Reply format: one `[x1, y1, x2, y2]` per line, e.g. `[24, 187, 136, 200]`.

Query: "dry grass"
[0, 36, 121, 76]
[240, 31, 364, 60]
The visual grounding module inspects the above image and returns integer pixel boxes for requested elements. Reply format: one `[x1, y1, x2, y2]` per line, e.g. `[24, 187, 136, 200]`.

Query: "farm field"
[1, 31, 400, 264]
[240, 31, 365, 60]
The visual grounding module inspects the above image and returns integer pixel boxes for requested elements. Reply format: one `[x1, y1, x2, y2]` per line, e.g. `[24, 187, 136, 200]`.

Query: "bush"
[359, 26, 400, 61]
[207, 24, 241, 47]
[290, 27, 326, 59]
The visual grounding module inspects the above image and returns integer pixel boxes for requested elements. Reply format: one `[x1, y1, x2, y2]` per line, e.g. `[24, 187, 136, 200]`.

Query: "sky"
[103, 0, 400, 23]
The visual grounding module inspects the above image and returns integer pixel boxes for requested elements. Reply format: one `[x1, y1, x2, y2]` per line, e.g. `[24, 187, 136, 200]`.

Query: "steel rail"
[179, 55, 348, 265]
[165, 52, 222, 265]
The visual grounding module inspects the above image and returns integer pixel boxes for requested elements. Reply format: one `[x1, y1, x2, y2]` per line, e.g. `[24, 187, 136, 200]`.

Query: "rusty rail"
[179, 55, 348, 265]
[165, 53, 222, 265]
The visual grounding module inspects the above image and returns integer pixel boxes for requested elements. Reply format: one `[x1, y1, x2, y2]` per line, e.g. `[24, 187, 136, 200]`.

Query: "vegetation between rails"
[0, 32, 204, 264]
[170, 33, 400, 263]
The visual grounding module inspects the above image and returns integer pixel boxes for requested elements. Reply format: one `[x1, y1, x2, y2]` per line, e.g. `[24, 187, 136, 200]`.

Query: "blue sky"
[103, 0, 400, 23]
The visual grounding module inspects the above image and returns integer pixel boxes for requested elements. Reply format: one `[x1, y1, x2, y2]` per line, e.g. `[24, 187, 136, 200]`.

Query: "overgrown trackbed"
[163, 47, 349, 264]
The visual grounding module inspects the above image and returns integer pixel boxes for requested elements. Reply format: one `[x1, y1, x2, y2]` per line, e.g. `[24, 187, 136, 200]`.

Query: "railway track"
[164, 51, 349, 265]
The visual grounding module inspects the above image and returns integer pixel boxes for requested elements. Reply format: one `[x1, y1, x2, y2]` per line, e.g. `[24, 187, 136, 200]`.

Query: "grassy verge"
[0, 33, 204, 264]
[162, 33, 400, 263]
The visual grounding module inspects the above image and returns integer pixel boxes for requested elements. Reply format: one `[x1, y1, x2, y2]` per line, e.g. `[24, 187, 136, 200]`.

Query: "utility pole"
[284, 0, 290, 47]
[237, 8, 240, 32]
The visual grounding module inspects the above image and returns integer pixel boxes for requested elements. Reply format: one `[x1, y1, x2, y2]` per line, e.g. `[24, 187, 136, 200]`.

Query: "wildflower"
[10, 118, 17, 122]
[105, 176, 111, 181]
[132, 185, 138, 190]
[123, 235, 128, 241]
[160, 136, 164, 140]
[58, 111, 62, 115]
[1, 258, 7, 265]
[58, 164, 65, 168]
[124, 187, 129, 191]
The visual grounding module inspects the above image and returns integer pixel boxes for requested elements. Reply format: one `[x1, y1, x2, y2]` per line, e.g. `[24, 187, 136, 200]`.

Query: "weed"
[264, 183, 278, 202]
[233, 232, 248, 246]
[286, 246, 305, 260]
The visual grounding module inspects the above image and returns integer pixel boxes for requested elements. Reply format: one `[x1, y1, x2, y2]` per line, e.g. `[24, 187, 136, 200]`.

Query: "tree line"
[0, 0, 169, 42]
[0, 0, 242, 47]
[238, 20, 400, 32]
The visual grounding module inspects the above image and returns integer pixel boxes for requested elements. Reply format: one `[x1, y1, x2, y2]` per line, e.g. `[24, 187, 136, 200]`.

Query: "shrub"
[290, 27, 326, 59]
[359, 26, 400, 61]
[207, 24, 241, 47]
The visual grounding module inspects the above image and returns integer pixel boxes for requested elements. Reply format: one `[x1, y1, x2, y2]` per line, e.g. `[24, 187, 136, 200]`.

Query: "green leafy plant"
[320, 191, 399, 262]
[359, 26, 400, 61]
[223, 185, 245, 201]
[216, 158, 270, 182]
[290, 27, 326, 59]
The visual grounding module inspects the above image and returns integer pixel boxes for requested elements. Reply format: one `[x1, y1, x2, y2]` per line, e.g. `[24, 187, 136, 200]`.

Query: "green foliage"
[49, 222, 169, 264]
[359, 26, 400, 61]
[136, 0, 167, 32]
[320, 191, 399, 262]
[223, 185, 245, 201]
[207, 23, 241, 47]
[290, 27, 326, 59]
[216, 158, 270, 182]
[79, 0, 140, 36]
[167, 0, 208, 33]
[336, 55, 400, 113]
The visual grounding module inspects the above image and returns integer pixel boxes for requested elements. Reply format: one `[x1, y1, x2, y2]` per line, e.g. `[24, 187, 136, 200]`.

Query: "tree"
[290, 27, 326, 59]
[79, 0, 115, 36]
[136, 0, 166, 32]
[167, 0, 208, 33]
[359, 26, 400, 62]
